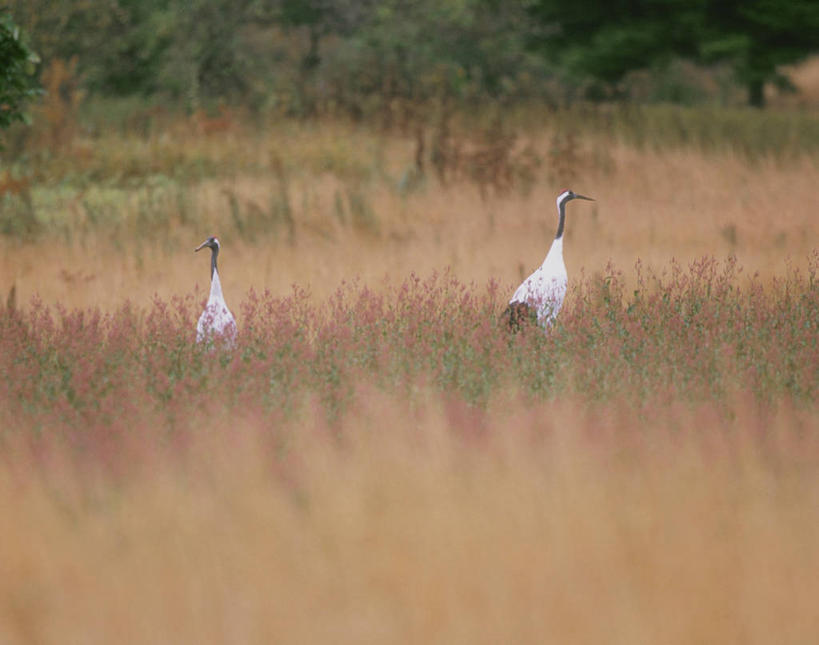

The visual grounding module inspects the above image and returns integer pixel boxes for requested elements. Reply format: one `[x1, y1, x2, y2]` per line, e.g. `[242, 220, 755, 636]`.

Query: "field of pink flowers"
[3, 254, 818, 447]
[2, 254, 819, 642]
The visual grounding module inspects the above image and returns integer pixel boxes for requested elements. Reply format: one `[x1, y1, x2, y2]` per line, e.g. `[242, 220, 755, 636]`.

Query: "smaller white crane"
[506, 189, 594, 331]
[195, 236, 237, 345]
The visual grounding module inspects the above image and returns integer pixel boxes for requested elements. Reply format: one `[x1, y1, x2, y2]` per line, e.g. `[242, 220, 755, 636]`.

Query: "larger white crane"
[195, 236, 237, 345]
[505, 189, 594, 331]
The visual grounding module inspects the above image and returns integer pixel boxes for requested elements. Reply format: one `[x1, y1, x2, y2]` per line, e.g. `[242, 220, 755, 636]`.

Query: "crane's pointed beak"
[194, 240, 209, 252]
[574, 194, 594, 201]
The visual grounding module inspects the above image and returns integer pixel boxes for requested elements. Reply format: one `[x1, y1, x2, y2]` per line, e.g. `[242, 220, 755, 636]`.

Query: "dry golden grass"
[2, 125, 817, 310]
[2, 391, 818, 643]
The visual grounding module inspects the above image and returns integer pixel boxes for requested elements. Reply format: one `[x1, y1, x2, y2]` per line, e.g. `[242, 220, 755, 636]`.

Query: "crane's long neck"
[555, 198, 567, 240]
[209, 265, 225, 302]
[209, 245, 219, 280]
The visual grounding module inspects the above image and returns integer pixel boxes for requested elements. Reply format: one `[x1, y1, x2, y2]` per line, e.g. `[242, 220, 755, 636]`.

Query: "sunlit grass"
[3, 120, 819, 309]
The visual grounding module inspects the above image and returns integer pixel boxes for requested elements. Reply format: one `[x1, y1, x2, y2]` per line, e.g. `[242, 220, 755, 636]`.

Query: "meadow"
[2, 98, 819, 642]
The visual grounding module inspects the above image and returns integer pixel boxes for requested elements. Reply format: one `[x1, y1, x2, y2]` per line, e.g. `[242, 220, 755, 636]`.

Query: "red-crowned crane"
[505, 189, 594, 331]
[195, 236, 237, 345]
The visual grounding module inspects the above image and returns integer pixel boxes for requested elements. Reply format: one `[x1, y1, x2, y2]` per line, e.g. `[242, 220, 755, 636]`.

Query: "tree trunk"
[748, 78, 765, 108]
[297, 26, 321, 117]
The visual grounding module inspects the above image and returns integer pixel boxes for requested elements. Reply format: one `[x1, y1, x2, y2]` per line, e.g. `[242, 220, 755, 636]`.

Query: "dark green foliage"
[0, 13, 39, 129]
[527, 0, 819, 106]
[88, 0, 175, 96]
[527, 0, 705, 87]
[7, 0, 819, 113]
[699, 0, 819, 106]
[9, 0, 547, 112]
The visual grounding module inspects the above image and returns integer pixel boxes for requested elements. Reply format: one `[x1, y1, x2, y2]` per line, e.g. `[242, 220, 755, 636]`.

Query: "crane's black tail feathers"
[503, 301, 536, 333]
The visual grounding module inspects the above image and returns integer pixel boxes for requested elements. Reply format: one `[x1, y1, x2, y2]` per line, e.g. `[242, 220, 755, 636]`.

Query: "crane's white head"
[195, 236, 221, 253]
[557, 189, 595, 209]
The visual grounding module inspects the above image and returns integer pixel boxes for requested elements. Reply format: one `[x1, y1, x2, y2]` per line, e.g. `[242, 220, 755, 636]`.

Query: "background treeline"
[7, 0, 819, 120]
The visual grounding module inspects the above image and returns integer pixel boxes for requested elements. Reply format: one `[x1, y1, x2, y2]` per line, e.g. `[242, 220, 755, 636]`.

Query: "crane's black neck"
[555, 199, 567, 240]
[209, 245, 219, 279]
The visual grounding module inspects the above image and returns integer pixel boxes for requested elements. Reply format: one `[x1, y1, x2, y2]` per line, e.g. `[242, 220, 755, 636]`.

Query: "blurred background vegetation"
[4, 0, 819, 119]
[1, 0, 818, 301]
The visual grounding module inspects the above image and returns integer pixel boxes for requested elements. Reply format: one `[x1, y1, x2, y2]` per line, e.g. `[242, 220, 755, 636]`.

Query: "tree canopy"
[6, 0, 819, 110]
[527, 0, 819, 106]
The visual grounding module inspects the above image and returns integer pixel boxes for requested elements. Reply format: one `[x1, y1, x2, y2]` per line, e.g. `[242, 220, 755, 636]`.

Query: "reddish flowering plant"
[2, 256, 819, 471]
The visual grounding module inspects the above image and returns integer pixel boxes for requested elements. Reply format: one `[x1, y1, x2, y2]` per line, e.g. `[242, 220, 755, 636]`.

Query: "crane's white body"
[195, 236, 237, 346]
[197, 267, 237, 344]
[508, 189, 593, 330]
[509, 236, 567, 327]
